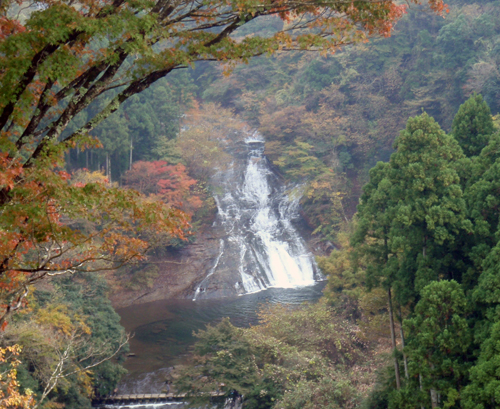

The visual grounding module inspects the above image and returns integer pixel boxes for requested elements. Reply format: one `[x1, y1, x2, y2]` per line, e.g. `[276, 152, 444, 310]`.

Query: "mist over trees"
[1, 0, 500, 406]
[173, 95, 500, 409]
[319, 95, 500, 408]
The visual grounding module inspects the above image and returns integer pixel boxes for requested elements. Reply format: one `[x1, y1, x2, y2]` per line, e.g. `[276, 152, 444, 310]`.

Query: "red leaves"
[123, 160, 203, 215]
[0, 153, 23, 190]
[0, 157, 190, 327]
[0, 17, 25, 40]
[58, 170, 71, 180]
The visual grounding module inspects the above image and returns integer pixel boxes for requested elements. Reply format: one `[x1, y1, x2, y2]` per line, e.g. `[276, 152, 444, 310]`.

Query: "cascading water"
[108, 131, 325, 408]
[193, 132, 322, 300]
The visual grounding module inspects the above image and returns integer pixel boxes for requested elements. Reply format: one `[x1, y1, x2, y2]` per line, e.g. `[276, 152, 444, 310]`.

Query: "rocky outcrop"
[110, 130, 327, 308]
[109, 229, 221, 308]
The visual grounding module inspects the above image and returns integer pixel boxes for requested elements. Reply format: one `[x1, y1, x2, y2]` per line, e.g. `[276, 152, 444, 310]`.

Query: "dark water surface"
[117, 282, 326, 390]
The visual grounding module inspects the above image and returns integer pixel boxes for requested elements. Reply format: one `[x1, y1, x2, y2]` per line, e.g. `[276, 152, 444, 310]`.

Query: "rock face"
[109, 231, 221, 308]
[110, 131, 323, 308]
[193, 132, 322, 300]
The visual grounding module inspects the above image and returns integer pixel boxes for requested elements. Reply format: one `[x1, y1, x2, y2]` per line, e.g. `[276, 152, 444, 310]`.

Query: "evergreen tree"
[451, 94, 495, 157]
[351, 161, 402, 389]
[403, 280, 471, 409]
[468, 132, 500, 184]
[388, 113, 470, 299]
[462, 319, 500, 409]
[470, 239, 500, 347]
[352, 113, 472, 399]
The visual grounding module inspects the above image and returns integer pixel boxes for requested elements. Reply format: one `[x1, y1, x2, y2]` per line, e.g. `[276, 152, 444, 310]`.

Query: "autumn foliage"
[123, 161, 202, 215]
[0, 0, 449, 404]
[0, 0, 447, 322]
[0, 151, 188, 328]
[0, 345, 34, 409]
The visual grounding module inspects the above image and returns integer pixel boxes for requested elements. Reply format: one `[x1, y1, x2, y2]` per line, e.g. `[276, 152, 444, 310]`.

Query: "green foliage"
[452, 94, 495, 157]
[389, 113, 466, 245]
[343, 101, 500, 408]
[256, 301, 365, 365]
[195, 2, 500, 234]
[274, 140, 326, 180]
[122, 264, 160, 290]
[462, 320, 500, 408]
[176, 318, 261, 406]
[176, 302, 370, 409]
[404, 280, 471, 407]
[353, 112, 471, 313]
[1, 273, 128, 407]
[320, 228, 366, 319]
[67, 74, 195, 181]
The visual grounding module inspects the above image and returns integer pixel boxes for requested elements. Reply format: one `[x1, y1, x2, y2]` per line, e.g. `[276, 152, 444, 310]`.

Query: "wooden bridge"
[94, 391, 226, 406]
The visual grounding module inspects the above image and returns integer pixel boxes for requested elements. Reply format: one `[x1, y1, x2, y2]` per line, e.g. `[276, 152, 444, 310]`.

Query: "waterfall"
[193, 132, 322, 300]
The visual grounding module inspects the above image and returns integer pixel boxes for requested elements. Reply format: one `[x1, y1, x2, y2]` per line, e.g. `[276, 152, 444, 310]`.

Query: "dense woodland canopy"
[2, 0, 500, 406]
[175, 95, 500, 409]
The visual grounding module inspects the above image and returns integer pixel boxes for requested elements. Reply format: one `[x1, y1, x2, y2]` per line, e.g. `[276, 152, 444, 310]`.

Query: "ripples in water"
[117, 283, 325, 391]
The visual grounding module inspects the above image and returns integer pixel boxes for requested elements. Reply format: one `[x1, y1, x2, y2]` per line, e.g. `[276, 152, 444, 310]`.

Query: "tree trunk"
[129, 137, 133, 170]
[398, 304, 409, 380]
[430, 389, 438, 408]
[106, 152, 110, 182]
[430, 363, 438, 408]
[419, 373, 425, 409]
[388, 287, 401, 390]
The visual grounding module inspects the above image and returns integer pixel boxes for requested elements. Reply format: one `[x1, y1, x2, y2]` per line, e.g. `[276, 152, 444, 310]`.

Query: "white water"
[109, 131, 324, 407]
[101, 404, 183, 409]
[193, 132, 321, 299]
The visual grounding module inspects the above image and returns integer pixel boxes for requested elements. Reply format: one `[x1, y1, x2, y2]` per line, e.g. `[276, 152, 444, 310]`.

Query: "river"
[116, 282, 325, 395]
[106, 130, 326, 407]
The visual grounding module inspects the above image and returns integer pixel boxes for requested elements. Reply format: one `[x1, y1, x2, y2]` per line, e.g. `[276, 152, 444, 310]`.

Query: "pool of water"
[116, 282, 326, 392]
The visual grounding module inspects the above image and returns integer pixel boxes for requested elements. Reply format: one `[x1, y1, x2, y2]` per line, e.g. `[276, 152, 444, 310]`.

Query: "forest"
[1, 0, 500, 407]
[175, 95, 500, 409]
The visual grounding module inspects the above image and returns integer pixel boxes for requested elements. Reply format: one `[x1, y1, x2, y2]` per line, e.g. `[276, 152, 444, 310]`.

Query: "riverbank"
[115, 283, 326, 386]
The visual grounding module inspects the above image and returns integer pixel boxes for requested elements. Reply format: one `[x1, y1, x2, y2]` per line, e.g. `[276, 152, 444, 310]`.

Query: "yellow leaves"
[36, 304, 91, 336]
[71, 169, 111, 187]
[492, 114, 500, 130]
[177, 103, 243, 180]
[75, 369, 94, 398]
[0, 345, 35, 409]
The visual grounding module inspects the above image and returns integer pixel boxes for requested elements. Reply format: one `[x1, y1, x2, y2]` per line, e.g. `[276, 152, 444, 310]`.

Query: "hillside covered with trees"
[65, 0, 500, 244]
[2, 0, 500, 406]
[174, 95, 500, 409]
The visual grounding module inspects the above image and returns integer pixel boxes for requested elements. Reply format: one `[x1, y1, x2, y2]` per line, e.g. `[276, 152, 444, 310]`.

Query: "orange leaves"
[57, 170, 71, 181]
[123, 160, 202, 215]
[0, 17, 25, 40]
[0, 345, 35, 408]
[0, 154, 190, 326]
[0, 0, 448, 329]
[0, 153, 23, 190]
[374, 3, 408, 38]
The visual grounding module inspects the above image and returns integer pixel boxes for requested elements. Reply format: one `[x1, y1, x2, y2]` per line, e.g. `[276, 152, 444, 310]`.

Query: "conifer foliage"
[452, 94, 495, 157]
[0, 0, 444, 327]
[344, 95, 500, 408]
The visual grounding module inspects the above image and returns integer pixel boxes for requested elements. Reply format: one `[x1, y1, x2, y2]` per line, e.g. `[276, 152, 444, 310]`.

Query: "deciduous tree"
[0, 345, 35, 409]
[122, 160, 202, 214]
[0, 0, 446, 325]
[0, 152, 188, 326]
